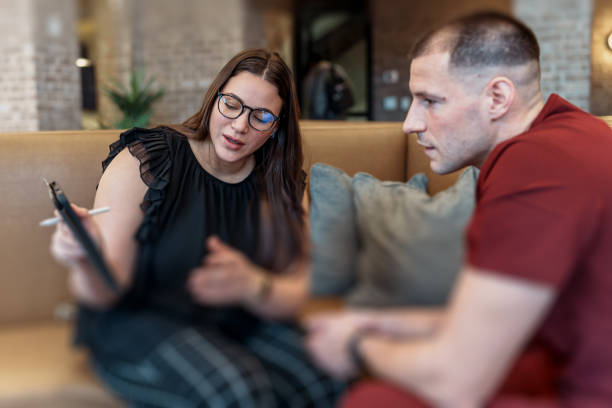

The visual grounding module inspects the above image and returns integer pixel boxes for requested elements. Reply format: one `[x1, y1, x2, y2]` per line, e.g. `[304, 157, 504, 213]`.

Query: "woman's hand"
[49, 204, 116, 307]
[50, 204, 104, 268]
[187, 236, 266, 306]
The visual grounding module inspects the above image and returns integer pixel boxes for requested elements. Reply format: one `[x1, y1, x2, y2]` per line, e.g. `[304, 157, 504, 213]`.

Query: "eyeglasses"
[217, 93, 280, 131]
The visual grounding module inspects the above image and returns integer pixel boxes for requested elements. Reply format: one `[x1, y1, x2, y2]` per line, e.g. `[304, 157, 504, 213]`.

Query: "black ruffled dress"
[75, 126, 264, 363]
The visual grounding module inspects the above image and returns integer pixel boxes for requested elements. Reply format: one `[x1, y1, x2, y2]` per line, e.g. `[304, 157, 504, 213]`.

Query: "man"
[306, 12, 612, 407]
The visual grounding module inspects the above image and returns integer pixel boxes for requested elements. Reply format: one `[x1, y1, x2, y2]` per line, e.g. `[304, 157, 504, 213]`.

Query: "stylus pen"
[39, 207, 111, 227]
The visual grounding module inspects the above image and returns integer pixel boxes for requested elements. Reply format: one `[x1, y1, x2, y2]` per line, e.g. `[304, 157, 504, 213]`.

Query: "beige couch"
[0, 120, 493, 406]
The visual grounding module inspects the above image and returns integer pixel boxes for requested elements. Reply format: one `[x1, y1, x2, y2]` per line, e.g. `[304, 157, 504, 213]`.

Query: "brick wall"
[32, 0, 81, 130]
[244, 0, 295, 68]
[0, 0, 80, 132]
[0, 1, 599, 130]
[0, 1, 37, 131]
[514, 0, 593, 112]
[370, 0, 594, 120]
[93, 0, 295, 128]
[135, 0, 246, 125]
[92, 0, 134, 128]
[94, 0, 268, 127]
[590, 0, 612, 115]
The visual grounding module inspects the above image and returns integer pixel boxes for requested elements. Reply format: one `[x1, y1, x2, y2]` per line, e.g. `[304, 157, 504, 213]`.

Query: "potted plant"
[105, 69, 165, 129]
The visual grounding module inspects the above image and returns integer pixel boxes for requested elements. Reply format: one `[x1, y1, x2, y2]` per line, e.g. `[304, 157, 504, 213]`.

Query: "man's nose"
[232, 111, 250, 133]
[402, 105, 425, 135]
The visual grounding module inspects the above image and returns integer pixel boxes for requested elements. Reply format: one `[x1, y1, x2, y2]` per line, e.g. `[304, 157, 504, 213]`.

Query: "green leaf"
[104, 68, 166, 129]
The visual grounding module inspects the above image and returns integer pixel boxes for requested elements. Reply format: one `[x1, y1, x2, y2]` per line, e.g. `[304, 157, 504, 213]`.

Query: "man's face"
[403, 52, 493, 174]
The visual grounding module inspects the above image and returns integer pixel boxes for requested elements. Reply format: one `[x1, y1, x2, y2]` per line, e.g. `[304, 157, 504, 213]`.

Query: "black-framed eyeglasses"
[217, 93, 280, 132]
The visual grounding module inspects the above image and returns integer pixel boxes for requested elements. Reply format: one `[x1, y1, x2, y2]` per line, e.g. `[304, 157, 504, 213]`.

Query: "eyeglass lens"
[218, 94, 276, 131]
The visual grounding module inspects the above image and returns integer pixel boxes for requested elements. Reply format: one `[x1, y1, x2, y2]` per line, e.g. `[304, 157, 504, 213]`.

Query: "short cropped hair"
[411, 12, 540, 69]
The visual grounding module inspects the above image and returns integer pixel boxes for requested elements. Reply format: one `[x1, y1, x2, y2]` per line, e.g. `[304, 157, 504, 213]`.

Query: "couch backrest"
[301, 120, 407, 181]
[301, 121, 466, 195]
[0, 130, 119, 325]
[0, 119, 511, 324]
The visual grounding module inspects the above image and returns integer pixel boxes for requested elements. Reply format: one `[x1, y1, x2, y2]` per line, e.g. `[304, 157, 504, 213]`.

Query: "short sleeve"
[102, 127, 173, 242]
[467, 140, 602, 287]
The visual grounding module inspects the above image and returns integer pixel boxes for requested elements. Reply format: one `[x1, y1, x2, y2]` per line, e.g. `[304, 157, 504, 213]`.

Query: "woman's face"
[209, 71, 283, 165]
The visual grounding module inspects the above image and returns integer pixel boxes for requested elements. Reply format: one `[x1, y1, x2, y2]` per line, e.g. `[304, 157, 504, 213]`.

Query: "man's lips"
[418, 142, 436, 157]
[417, 141, 434, 150]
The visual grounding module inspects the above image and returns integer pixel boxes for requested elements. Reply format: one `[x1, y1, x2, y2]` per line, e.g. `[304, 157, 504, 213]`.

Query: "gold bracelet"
[257, 273, 273, 301]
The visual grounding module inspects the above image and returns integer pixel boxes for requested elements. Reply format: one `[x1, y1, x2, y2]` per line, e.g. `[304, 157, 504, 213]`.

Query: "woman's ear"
[486, 76, 515, 120]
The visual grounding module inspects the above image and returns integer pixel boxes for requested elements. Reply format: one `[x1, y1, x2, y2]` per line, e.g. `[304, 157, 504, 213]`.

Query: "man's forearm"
[357, 335, 462, 407]
[353, 269, 556, 408]
[372, 308, 445, 338]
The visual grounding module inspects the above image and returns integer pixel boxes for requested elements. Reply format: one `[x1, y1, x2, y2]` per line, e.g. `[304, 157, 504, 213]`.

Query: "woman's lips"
[223, 134, 245, 150]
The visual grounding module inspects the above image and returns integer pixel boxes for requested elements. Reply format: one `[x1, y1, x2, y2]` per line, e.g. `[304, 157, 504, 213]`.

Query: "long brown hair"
[182, 49, 305, 271]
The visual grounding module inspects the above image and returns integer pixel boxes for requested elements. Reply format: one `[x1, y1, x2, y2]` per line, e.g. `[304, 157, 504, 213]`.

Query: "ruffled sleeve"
[102, 127, 172, 243]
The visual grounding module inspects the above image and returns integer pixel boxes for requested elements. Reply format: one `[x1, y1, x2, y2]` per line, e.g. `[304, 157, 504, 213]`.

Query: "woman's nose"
[232, 111, 250, 133]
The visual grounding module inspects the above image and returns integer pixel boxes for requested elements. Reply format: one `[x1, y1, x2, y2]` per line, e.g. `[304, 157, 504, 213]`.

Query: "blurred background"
[0, 0, 609, 132]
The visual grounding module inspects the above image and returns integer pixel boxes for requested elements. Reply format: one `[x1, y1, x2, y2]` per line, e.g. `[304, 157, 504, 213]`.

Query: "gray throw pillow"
[309, 163, 358, 295]
[346, 166, 478, 307]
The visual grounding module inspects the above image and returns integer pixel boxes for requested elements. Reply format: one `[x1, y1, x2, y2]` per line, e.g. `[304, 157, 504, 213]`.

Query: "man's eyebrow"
[412, 91, 443, 100]
[412, 92, 446, 102]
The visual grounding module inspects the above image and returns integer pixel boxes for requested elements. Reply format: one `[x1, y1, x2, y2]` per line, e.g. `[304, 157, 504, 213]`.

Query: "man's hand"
[187, 236, 265, 306]
[305, 311, 370, 380]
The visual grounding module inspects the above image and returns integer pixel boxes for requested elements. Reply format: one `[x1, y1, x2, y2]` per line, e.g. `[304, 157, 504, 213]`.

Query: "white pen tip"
[38, 206, 111, 227]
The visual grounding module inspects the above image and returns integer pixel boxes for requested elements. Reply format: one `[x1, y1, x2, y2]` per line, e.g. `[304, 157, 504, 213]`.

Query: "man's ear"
[485, 77, 514, 120]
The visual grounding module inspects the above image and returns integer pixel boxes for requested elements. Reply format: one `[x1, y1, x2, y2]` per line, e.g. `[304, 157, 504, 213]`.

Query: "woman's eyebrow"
[227, 92, 276, 112]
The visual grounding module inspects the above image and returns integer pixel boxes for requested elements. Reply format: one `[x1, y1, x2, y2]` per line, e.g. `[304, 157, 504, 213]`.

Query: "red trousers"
[340, 381, 559, 408]
[342, 348, 561, 408]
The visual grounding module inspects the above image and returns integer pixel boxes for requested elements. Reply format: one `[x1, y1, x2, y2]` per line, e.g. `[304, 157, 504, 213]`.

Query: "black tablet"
[45, 179, 119, 292]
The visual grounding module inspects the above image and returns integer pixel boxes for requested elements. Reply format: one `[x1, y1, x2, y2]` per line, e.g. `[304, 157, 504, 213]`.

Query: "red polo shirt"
[342, 95, 612, 408]
[467, 94, 612, 406]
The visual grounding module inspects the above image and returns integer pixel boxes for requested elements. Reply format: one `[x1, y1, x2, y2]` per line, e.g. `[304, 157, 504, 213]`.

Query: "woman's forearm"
[68, 259, 122, 309]
[243, 262, 310, 319]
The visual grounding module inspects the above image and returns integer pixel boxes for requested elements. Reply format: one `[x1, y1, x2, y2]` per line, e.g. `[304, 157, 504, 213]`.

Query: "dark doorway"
[295, 0, 371, 120]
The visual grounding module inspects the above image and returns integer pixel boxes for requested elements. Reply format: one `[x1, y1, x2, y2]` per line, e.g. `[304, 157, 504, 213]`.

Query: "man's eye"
[422, 98, 436, 107]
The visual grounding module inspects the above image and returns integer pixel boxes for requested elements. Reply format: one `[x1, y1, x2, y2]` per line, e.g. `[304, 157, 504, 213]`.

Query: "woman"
[51, 49, 344, 407]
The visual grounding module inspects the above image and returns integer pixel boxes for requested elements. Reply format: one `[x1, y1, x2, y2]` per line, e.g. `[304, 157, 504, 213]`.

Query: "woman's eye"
[223, 98, 241, 110]
[253, 111, 274, 124]
[225, 102, 241, 110]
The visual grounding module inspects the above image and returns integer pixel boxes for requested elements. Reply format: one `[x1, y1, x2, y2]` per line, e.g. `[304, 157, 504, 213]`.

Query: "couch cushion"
[346, 167, 479, 306]
[309, 163, 357, 295]
[0, 321, 120, 406]
[0, 386, 121, 408]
